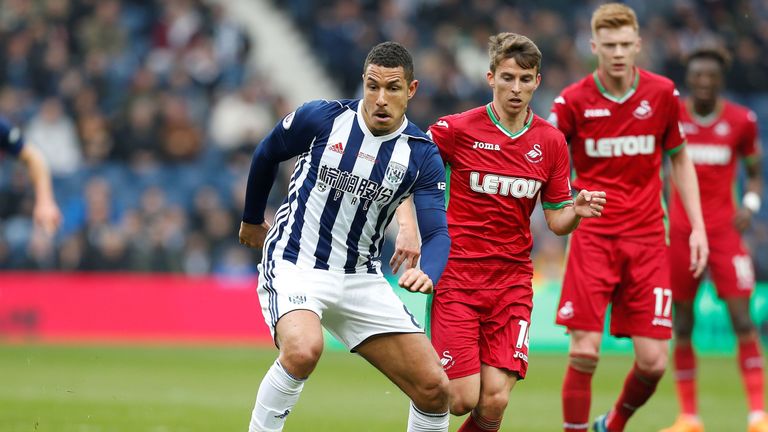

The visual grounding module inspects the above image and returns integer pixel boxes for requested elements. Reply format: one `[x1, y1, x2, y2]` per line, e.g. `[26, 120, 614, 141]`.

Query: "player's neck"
[490, 101, 531, 132]
[596, 67, 636, 98]
[688, 98, 722, 120]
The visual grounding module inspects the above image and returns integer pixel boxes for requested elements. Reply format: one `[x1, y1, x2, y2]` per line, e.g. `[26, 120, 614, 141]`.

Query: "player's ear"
[535, 73, 542, 91]
[408, 79, 419, 99]
[486, 70, 495, 88]
[590, 38, 597, 55]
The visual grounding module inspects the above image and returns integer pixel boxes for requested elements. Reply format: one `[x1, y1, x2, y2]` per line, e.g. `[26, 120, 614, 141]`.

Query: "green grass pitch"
[0, 344, 758, 431]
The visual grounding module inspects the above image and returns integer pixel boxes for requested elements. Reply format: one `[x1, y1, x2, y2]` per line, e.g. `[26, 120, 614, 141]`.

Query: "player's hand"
[734, 207, 753, 232]
[33, 198, 61, 236]
[573, 190, 606, 218]
[239, 221, 270, 249]
[390, 225, 420, 273]
[398, 268, 434, 294]
[689, 227, 709, 278]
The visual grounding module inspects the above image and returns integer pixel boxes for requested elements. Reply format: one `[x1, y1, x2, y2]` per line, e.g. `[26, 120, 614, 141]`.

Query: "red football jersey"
[429, 104, 573, 290]
[549, 68, 685, 239]
[670, 99, 761, 232]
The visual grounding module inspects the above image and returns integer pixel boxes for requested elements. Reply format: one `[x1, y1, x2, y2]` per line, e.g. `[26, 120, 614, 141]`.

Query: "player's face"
[686, 58, 723, 105]
[591, 26, 641, 80]
[486, 57, 541, 117]
[361, 64, 418, 136]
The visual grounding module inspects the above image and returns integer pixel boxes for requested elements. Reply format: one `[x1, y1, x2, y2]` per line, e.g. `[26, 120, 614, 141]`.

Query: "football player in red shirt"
[661, 47, 767, 432]
[548, 4, 708, 431]
[396, 32, 606, 432]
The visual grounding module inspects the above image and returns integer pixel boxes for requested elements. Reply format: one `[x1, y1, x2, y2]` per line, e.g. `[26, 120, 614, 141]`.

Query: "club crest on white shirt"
[385, 162, 406, 184]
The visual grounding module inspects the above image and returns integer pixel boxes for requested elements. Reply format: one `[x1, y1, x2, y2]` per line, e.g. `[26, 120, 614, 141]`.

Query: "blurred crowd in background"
[2, 0, 768, 282]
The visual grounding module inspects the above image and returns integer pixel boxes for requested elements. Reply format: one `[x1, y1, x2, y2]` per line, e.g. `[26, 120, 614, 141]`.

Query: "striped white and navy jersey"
[243, 99, 448, 275]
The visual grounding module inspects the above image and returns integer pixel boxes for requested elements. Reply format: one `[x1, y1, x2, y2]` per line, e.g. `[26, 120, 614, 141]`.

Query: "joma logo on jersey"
[585, 135, 655, 158]
[584, 108, 611, 118]
[469, 172, 542, 199]
[472, 141, 500, 151]
[687, 144, 731, 165]
[318, 165, 394, 204]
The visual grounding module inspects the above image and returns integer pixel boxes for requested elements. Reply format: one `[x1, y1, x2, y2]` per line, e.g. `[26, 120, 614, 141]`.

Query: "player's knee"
[568, 352, 599, 374]
[635, 353, 667, 377]
[673, 317, 694, 340]
[412, 368, 450, 412]
[477, 389, 509, 416]
[449, 398, 475, 417]
[279, 343, 323, 378]
[731, 315, 756, 336]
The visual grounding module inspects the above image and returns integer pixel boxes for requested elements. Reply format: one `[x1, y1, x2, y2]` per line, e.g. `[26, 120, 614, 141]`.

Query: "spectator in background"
[209, 76, 276, 152]
[25, 97, 82, 175]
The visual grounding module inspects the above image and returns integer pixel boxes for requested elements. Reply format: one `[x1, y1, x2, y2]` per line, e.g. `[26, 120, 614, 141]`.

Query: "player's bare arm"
[391, 195, 421, 273]
[734, 156, 763, 232]
[18, 144, 61, 235]
[670, 147, 709, 277]
[239, 221, 271, 249]
[543, 190, 607, 235]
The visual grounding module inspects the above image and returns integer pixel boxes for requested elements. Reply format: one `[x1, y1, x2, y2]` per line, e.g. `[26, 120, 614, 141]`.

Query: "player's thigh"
[669, 230, 701, 302]
[430, 288, 482, 380]
[257, 260, 337, 343]
[557, 231, 618, 332]
[611, 240, 672, 339]
[480, 287, 532, 379]
[356, 331, 447, 398]
[325, 272, 423, 350]
[708, 229, 755, 298]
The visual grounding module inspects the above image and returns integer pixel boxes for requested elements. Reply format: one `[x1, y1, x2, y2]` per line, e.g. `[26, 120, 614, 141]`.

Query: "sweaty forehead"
[365, 64, 406, 83]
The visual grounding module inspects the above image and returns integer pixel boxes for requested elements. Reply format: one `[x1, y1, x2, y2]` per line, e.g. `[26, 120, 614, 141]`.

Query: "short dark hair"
[363, 41, 415, 83]
[685, 47, 731, 71]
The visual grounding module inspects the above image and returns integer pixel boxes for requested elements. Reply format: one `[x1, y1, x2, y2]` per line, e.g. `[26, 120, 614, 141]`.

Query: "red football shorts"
[670, 227, 754, 301]
[556, 230, 672, 339]
[429, 284, 532, 380]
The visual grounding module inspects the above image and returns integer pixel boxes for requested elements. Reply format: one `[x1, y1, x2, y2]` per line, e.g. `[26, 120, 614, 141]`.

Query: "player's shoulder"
[434, 105, 487, 129]
[554, 75, 593, 106]
[638, 68, 678, 94]
[284, 99, 352, 130]
[531, 114, 566, 140]
[723, 99, 758, 124]
[0, 116, 24, 155]
[402, 121, 433, 144]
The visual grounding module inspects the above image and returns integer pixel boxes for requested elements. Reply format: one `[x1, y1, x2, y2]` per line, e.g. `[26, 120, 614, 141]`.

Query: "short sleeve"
[663, 88, 686, 155]
[740, 110, 761, 161]
[428, 117, 455, 164]
[541, 136, 574, 210]
[0, 117, 24, 157]
[549, 94, 575, 141]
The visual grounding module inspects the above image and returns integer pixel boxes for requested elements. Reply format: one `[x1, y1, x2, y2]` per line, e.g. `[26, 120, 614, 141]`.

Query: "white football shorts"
[257, 261, 423, 350]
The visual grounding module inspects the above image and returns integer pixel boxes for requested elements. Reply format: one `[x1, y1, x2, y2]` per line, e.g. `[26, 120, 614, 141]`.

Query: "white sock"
[249, 360, 306, 432]
[407, 401, 449, 432]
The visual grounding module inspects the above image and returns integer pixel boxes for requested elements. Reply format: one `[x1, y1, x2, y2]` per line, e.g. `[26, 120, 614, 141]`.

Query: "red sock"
[607, 363, 662, 431]
[457, 411, 501, 432]
[563, 365, 594, 431]
[739, 339, 765, 413]
[673, 343, 697, 416]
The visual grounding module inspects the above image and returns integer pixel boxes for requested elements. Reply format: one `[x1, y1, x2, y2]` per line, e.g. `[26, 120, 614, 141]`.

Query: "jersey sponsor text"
[585, 135, 655, 158]
[469, 172, 542, 199]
